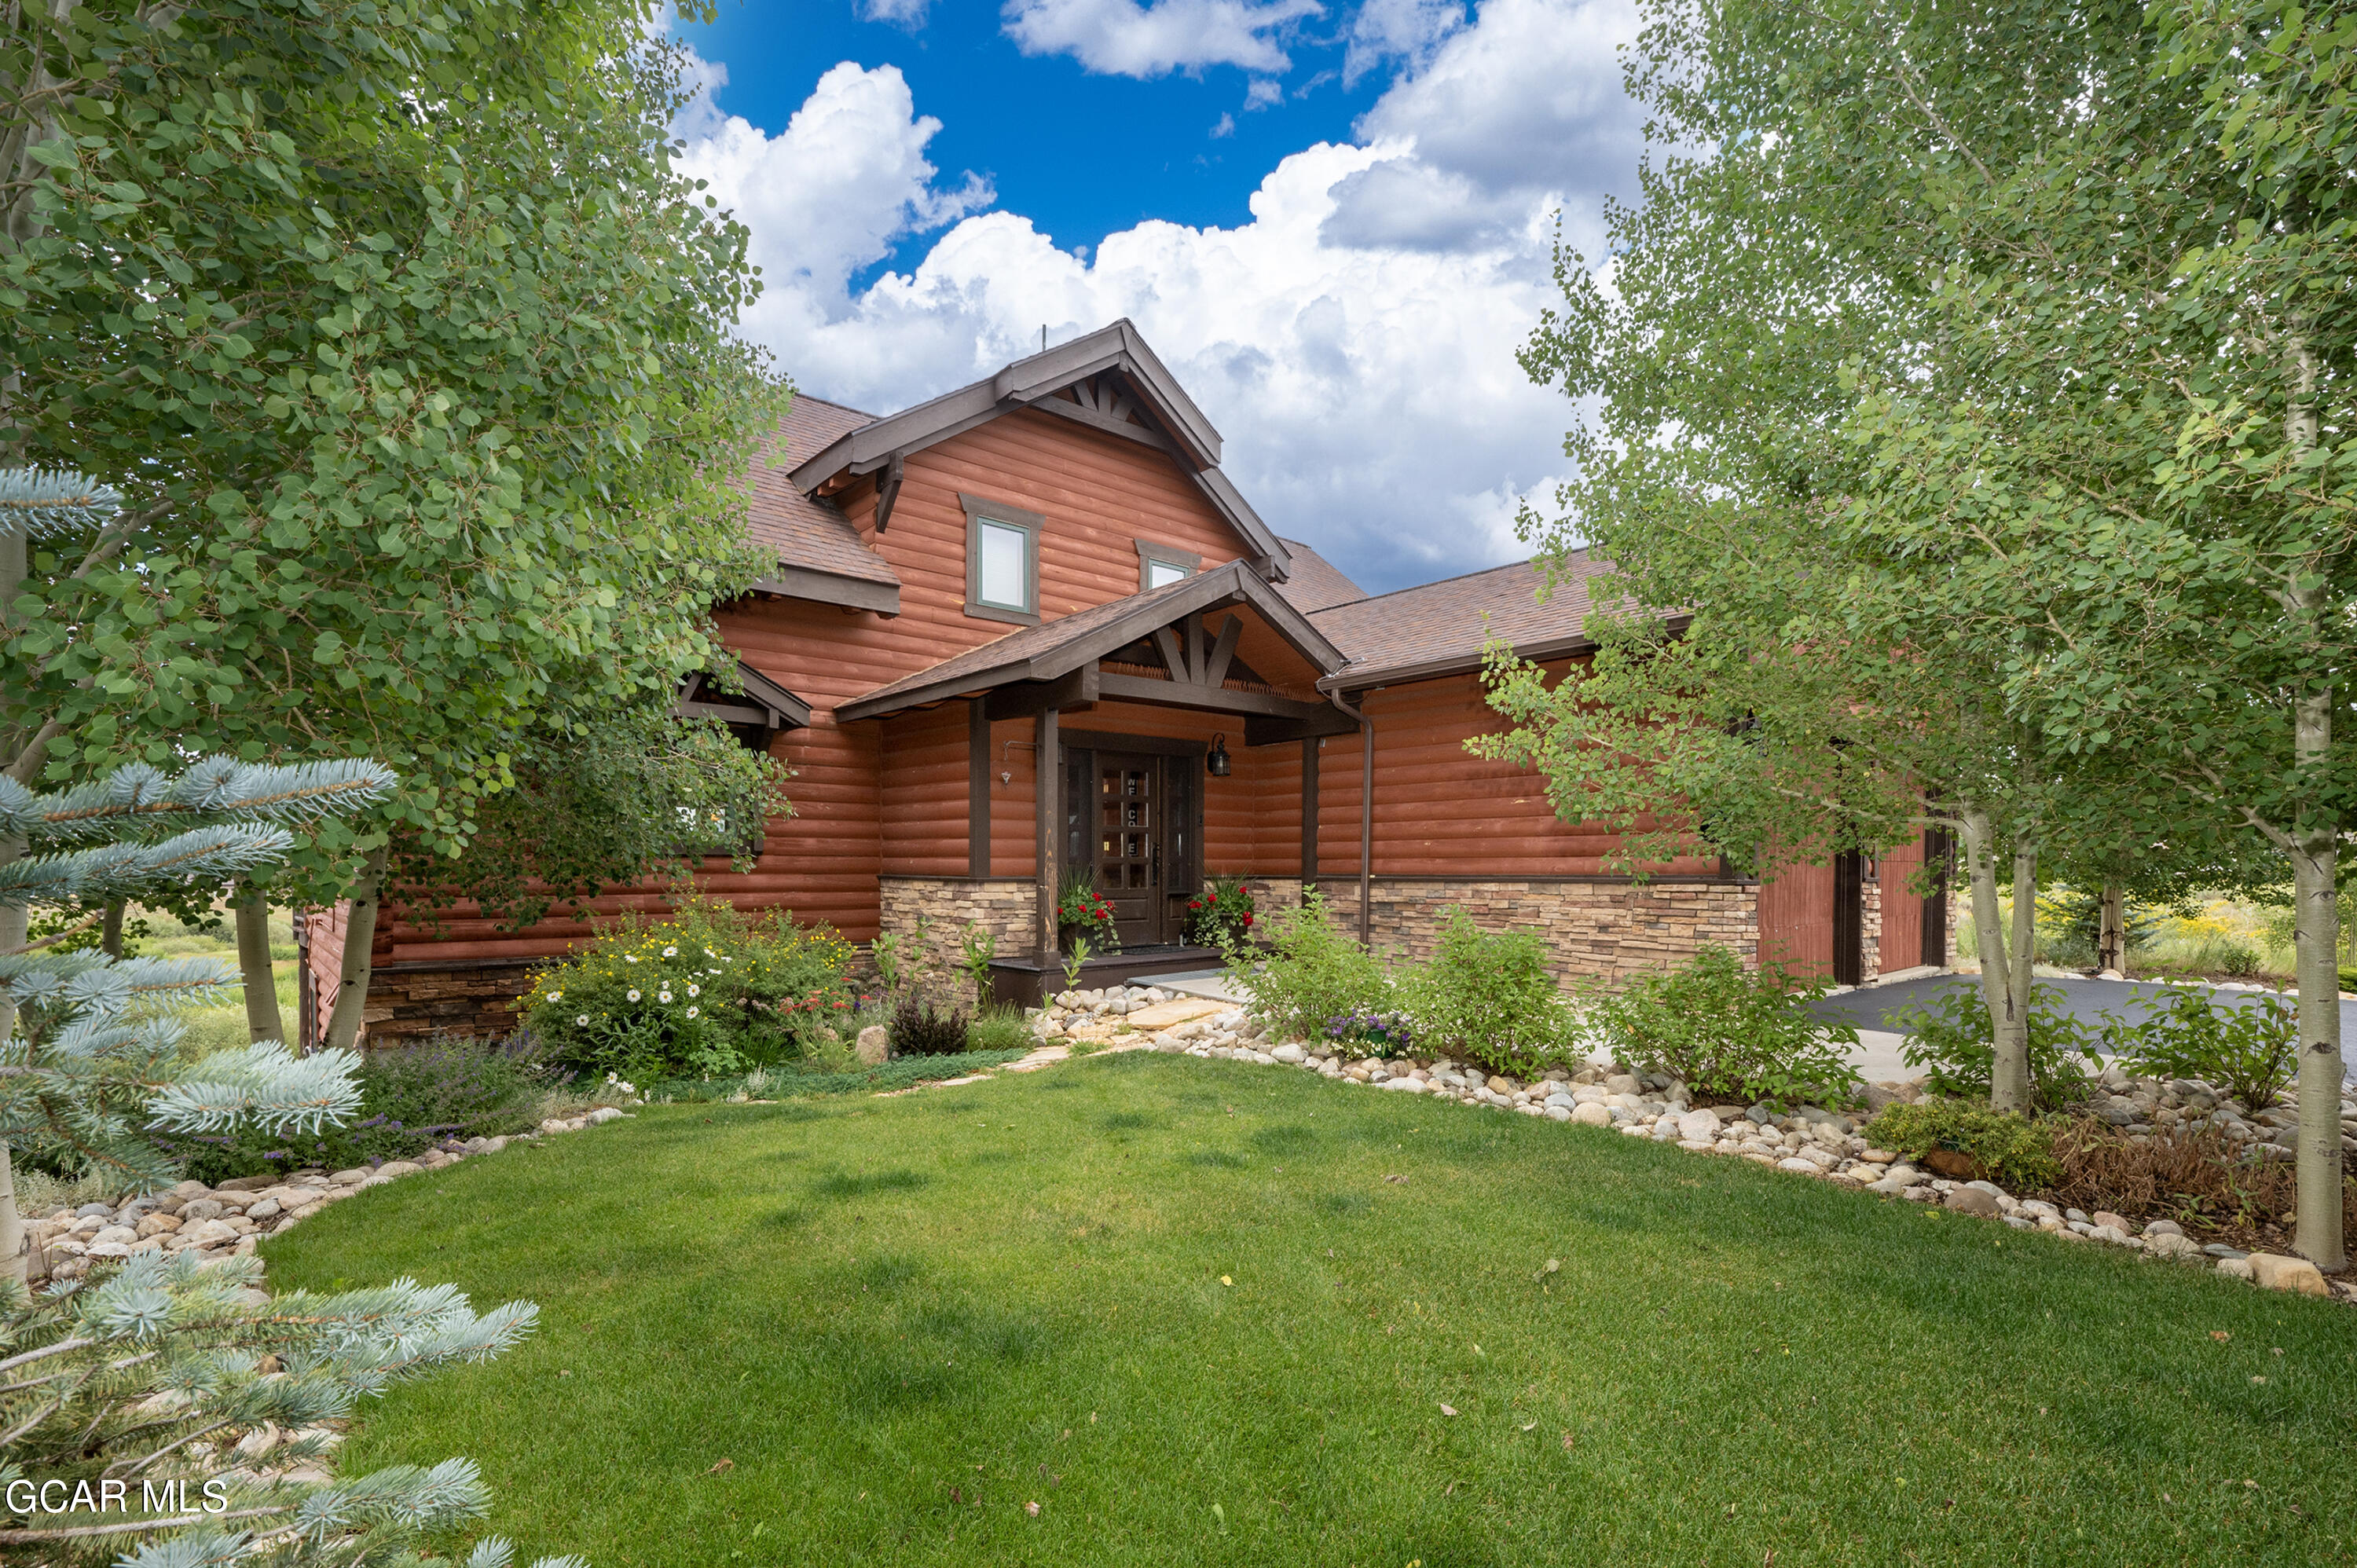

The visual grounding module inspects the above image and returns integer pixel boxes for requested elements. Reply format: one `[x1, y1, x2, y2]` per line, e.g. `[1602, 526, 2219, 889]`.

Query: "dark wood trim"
[833, 563, 1346, 723]
[1150, 625, 1187, 680]
[1035, 708, 1060, 963]
[960, 492, 1044, 626]
[872, 452, 905, 533]
[986, 943, 1230, 1008]
[745, 566, 901, 616]
[1035, 393, 1184, 457]
[879, 873, 1036, 885]
[1202, 614, 1241, 687]
[1292, 871, 1753, 888]
[1319, 614, 1695, 696]
[1094, 669, 1333, 722]
[1834, 849, 1864, 987]
[1135, 537, 1202, 589]
[983, 665, 1098, 720]
[1058, 727, 1208, 760]
[1300, 736, 1318, 878]
[1244, 709, 1359, 745]
[968, 698, 990, 877]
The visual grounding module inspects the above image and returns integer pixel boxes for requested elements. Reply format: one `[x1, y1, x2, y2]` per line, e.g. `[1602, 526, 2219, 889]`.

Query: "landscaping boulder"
[2248, 1253, 2330, 1297]
[1677, 1108, 1724, 1142]
[1572, 1102, 1612, 1127]
[856, 1025, 889, 1065]
[1921, 1149, 1982, 1181]
[1944, 1186, 2000, 1218]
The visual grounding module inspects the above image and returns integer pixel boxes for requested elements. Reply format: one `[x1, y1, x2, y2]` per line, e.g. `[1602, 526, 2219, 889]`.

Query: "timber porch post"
[1035, 708, 1061, 966]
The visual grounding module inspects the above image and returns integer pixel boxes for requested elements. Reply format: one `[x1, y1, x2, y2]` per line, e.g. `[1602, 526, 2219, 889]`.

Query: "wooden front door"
[1094, 752, 1165, 947]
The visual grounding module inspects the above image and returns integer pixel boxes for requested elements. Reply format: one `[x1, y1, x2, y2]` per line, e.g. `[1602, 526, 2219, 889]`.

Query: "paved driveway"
[1805, 973, 2357, 1080]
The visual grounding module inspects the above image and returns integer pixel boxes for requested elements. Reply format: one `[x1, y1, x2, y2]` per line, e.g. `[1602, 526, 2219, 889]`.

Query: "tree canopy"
[1503, 0, 2354, 1263]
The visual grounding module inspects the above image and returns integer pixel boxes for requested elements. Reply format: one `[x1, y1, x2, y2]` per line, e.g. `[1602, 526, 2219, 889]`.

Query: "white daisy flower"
[687, 984, 700, 997]
[627, 988, 641, 1002]
[577, 1015, 589, 1026]
[686, 1006, 699, 1018]
[704, 947, 718, 958]
[547, 991, 563, 1002]
[663, 946, 678, 957]
[625, 954, 640, 964]
[658, 991, 673, 1003]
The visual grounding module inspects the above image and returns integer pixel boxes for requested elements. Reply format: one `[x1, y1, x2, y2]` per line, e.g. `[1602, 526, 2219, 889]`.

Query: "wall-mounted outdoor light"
[1207, 734, 1231, 777]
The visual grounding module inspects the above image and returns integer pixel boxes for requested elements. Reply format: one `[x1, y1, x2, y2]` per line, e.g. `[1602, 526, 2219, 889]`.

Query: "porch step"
[1148, 968, 1241, 1003]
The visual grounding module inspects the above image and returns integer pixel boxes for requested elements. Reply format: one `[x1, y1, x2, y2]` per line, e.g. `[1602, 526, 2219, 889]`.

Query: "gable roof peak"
[786, 320, 1290, 578]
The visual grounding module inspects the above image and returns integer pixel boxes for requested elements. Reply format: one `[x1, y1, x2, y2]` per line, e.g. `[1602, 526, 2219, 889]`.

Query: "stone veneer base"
[1241, 875, 1763, 984]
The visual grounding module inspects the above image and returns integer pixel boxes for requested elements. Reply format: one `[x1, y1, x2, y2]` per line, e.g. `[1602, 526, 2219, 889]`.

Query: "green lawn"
[263, 1053, 2356, 1567]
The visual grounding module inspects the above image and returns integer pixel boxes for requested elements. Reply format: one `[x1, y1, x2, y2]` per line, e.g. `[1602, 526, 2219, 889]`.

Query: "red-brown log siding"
[1877, 834, 1928, 973]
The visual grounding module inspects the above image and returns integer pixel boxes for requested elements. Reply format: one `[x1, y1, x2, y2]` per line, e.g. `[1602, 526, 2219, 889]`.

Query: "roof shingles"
[1271, 537, 1368, 614]
[1309, 551, 1614, 687]
[745, 397, 900, 588]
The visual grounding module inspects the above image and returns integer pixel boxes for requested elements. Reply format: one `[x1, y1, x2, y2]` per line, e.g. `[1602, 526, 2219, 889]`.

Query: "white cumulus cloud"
[683, 0, 1636, 591]
[1001, 0, 1325, 78]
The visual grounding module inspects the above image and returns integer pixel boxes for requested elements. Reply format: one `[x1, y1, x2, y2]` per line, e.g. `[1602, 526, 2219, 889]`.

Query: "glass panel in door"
[1093, 753, 1162, 948]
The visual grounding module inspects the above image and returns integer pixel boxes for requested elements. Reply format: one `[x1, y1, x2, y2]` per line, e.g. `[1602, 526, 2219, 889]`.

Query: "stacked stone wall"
[358, 962, 536, 1043]
[1242, 875, 1760, 985]
[878, 876, 1038, 1006]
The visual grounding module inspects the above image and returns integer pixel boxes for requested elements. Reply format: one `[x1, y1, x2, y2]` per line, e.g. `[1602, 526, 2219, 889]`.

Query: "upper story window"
[1136, 540, 1201, 592]
[960, 492, 1043, 626]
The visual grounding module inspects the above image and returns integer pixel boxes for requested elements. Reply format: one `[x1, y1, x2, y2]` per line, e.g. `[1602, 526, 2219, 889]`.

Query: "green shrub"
[522, 898, 856, 1081]
[889, 997, 970, 1057]
[1405, 910, 1578, 1075]
[1596, 946, 1862, 1108]
[966, 1003, 1037, 1053]
[2108, 985, 2299, 1108]
[1225, 889, 1391, 1042]
[1866, 1101, 2062, 1189]
[153, 1037, 548, 1183]
[1890, 983, 2099, 1110]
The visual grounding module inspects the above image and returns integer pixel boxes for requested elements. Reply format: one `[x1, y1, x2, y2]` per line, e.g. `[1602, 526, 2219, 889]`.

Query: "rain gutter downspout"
[1326, 687, 1373, 944]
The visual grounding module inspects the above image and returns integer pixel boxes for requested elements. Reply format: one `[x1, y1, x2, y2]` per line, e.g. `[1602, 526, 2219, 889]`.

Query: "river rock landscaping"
[1032, 984, 2355, 1302]
[21, 1107, 630, 1287]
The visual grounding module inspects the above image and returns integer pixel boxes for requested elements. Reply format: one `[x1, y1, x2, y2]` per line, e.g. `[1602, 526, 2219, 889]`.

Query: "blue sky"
[681, 2, 1397, 277]
[674, 1, 1643, 594]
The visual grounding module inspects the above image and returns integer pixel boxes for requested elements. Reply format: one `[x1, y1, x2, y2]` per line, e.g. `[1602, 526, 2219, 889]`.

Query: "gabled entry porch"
[837, 562, 1359, 1005]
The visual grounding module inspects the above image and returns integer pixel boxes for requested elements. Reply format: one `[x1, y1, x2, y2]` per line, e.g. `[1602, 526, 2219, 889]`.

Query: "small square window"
[1136, 540, 1202, 592]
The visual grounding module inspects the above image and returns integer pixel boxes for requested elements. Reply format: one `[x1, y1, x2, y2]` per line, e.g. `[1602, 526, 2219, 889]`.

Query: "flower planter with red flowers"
[1186, 877, 1256, 948]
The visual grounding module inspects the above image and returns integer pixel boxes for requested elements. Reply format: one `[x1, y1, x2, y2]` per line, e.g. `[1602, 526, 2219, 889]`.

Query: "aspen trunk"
[321, 848, 387, 1053]
[2289, 820, 2345, 1270]
[1959, 804, 2035, 1112]
[236, 887, 284, 1043]
[2282, 332, 2344, 1270]
[2096, 881, 2126, 975]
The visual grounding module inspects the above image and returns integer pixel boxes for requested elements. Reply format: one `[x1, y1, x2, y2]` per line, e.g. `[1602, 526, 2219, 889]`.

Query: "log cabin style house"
[299, 321, 1951, 1042]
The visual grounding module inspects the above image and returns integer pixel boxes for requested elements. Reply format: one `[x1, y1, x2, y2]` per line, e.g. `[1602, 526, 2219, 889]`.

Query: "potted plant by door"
[1185, 875, 1255, 948]
[1055, 869, 1120, 955]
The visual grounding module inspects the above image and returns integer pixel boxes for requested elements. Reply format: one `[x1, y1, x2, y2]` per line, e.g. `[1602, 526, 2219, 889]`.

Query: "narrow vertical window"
[961, 493, 1043, 625]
